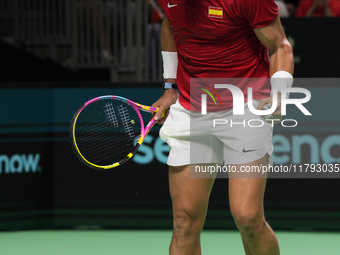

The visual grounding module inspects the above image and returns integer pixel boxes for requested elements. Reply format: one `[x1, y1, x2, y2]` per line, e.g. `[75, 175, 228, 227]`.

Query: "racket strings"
[104, 102, 119, 127]
[77, 113, 135, 164]
[117, 105, 135, 138]
[74, 99, 141, 166]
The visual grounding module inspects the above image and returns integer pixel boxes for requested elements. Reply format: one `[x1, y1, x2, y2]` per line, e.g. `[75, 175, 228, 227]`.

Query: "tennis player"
[152, 0, 294, 254]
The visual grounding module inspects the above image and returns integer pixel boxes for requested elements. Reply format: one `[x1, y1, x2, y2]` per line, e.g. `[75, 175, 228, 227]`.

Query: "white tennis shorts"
[159, 100, 273, 166]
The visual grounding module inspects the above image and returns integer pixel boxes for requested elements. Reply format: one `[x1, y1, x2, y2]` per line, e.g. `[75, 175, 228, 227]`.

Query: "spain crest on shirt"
[208, 6, 223, 18]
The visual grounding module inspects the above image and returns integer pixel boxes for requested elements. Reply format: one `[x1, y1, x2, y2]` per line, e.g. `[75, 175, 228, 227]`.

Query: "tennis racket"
[70, 95, 164, 170]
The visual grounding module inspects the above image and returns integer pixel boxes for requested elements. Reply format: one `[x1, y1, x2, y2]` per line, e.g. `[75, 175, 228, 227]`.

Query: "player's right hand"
[257, 92, 282, 124]
[152, 89, 179, 124]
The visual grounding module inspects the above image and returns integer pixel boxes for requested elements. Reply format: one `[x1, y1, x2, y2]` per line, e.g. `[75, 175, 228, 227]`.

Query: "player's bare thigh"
[228, 154, 269, 222]
[169, 165, 216, 220]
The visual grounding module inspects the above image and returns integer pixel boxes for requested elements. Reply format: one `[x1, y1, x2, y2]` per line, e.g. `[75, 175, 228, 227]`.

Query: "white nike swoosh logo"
[168, 3, 178, 8]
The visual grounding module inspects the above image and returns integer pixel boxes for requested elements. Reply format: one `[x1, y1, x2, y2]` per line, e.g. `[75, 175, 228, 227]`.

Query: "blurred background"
[0, 0, 340, 253]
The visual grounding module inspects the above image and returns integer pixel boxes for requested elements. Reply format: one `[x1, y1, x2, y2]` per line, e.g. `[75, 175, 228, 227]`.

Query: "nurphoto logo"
[199, 84, 311, 128]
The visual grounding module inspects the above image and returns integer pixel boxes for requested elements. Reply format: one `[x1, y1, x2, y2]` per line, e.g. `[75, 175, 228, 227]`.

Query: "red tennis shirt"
[296, 0, 340, 17]
[158, 0, 278, 110]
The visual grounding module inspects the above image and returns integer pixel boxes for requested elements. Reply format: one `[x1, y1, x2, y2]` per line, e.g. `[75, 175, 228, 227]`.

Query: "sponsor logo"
[132, 134, 340, 165]
[273, 134, 340, 164]
[242, 148, 257, 153]
[133, 136, 168, 165]
[0, 154, 41, 174]
[167, 3, 178, 8]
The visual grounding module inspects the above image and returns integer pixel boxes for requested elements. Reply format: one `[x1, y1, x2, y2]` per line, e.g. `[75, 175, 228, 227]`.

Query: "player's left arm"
[254, 16, 294, 119]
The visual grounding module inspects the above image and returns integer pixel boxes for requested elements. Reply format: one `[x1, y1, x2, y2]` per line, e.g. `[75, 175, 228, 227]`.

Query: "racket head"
[70, 95, 145, 170]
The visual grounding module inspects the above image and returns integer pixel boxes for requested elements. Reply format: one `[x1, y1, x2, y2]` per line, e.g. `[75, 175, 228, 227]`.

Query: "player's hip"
[160, 99, 273, 141]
